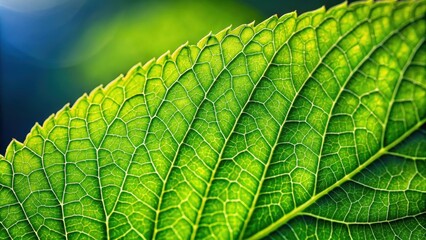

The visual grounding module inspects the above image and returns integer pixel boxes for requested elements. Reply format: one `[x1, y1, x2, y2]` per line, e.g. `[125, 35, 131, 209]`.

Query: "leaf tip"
[317, 5, 326, 13]
[143, 57, 157, 72]
[123, 62, 143, 81]
[33, 122, 43, 133]
[279, 10, 297, 21]
[215, 24, 233, 41]
[158, 50, 171, 64]
[87, 85, 104, 100]
[329, 0, 348, 11]
[70, 92, 90, 111]
[4, 138, 22, 160]
[171, 42, 189, 60]
[54, 103, 71, 120]
[197, 31, 213, 48]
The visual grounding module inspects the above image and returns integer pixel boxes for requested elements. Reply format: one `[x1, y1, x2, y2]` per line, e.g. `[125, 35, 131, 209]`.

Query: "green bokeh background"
[0, 0, 351, 152]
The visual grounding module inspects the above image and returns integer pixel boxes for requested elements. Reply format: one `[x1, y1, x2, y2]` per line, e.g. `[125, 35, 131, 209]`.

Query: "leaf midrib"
[248, 118, 426, 240]
[300, 212, 425, 225]
[241, 9, 425, 240]
[193, 10, 368, 239]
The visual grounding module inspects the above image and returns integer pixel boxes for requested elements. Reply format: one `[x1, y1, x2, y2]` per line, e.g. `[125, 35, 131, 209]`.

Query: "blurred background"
[0, 0, 352, 153]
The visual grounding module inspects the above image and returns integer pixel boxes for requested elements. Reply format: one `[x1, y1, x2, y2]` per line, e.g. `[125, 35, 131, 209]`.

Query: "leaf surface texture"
[0, 1, 425, 239]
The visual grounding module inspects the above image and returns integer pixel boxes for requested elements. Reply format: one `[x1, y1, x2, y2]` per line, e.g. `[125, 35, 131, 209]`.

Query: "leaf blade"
[1, 1, 425, 239]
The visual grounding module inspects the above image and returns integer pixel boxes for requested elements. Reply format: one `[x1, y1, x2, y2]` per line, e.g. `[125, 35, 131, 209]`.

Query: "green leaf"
[1, 1, 425, 239]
